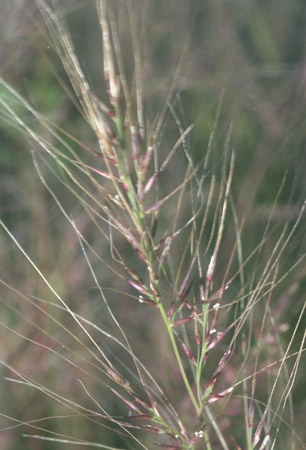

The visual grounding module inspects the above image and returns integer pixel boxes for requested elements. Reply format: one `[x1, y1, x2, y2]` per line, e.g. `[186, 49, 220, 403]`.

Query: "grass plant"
[0, 1, 305, 449]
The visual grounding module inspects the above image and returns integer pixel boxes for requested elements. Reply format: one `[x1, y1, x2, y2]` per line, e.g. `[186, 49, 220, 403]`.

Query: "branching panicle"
[0, 1, 305, 449]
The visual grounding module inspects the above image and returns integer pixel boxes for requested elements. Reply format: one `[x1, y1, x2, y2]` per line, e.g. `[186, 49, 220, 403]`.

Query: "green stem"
[157, 300, 201, 417]
[196, 301, 209, 405]
[204, 429, 212, 450]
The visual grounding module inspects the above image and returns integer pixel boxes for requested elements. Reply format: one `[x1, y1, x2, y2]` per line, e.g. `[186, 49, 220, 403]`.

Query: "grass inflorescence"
[0, 1, 305, 449]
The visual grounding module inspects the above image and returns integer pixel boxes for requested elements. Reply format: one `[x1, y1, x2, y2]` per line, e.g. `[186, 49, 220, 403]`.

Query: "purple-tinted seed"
[159, 236, 172, 265]
[177, 281, 193, 311]
[156, 230, 180, 257]
[150, 281, 160, 298]
[91, 168, 114, 179]
[208, 283, 229, 302]
[253, 414, 266, 446]
[207, 393, 223, 404]
[214, 348, 231, 374]
[248, 401, 254, 428]
[179, 338, 196, 362]
[206, 254, 216, 286]
[112, 218, 140, 250]
[206, 377, 216, 391]
[128, 280, 148, 296]
[119, 397, 143, 414]
[216, 386, 233, 397]
[145, 199, 164, 214]
[194, 321, 201, 346]
[140, 425, 166, 433]
[108, 155, 117, 164]
[186, 303, 199, 317]
[200, 279, 206, 303]
[167, 301, 175, 319]
[144, 172, 158, 194]
[94, 151, 116, 165]
[137, 249, 147, 261]
[140, 145, 154, 176]
[177, 419, 190, 442]
[259, 435, 270, 450]
[105, 365, 126, 385]
[207, 323, 231, 351]
[130, 126, 139, 161]
[137, 185, 145, 204]
[178, 257, 195, 300]
[208, 303, 220, 336]
[127, 414, 153, 420]
[207, 386, 233, 404]
[253, 431, 261, 446]
[146, 390, 161, 418]
[172, 316, 194, 327]
[132, 393, 151, 410]
[141, 298, 158, 306]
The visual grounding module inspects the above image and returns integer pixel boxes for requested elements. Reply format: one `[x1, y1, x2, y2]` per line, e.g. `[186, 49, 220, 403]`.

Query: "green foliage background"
[0, 1, 305, 449]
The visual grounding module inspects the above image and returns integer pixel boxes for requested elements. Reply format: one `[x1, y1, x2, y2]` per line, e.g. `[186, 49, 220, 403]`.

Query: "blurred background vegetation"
[0, 1, 305, 449]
